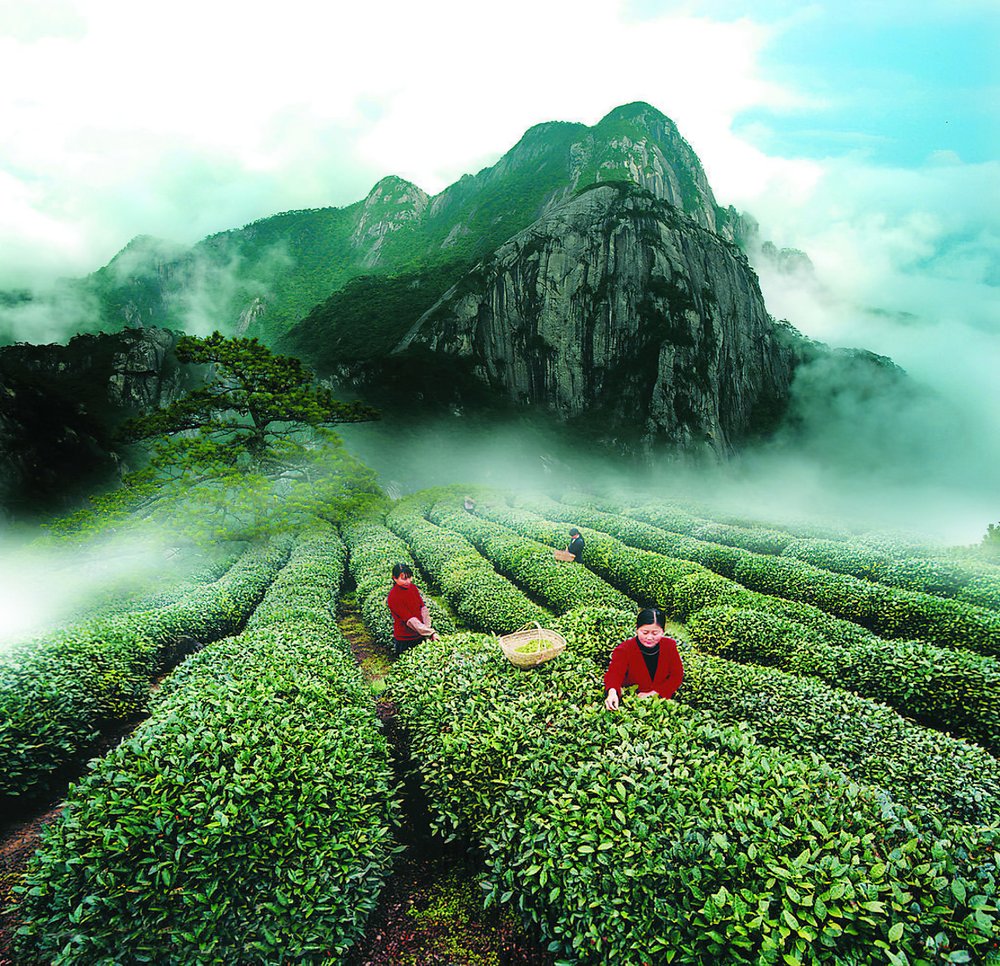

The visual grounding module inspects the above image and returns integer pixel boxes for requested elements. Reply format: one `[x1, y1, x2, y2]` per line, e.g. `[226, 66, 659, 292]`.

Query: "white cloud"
[0, 0, 786, 285]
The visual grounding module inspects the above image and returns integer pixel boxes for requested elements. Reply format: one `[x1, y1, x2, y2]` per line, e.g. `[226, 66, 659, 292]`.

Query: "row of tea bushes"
[79, 552, 238, 623]
[555, 489, 920, 556]
[0, 537, 291, 805]
[472, 497, 704, 611]
[551, 604, 1000, 825]
[341, 519, 456, 649]
[425, 501, 635, 615]
[732, 553, 1000, 658]
[16, 529, 399, 965]
[477, 497, 874, 650]
[781, 538, 1000, 611]
[389, 635, 999, 965]
[482, 499, 1000, 753]
[688, 605, 1000, 757]
[581, 492, 1000, 611]
[385, 505, 549, 633]
[522, 494, 1000, 657]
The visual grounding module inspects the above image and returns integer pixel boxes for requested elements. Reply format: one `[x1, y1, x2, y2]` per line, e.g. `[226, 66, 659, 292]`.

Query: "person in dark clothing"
[604, 607, 683, 711]
[566, 528, 585, 563]
[386, 563, 439, 656]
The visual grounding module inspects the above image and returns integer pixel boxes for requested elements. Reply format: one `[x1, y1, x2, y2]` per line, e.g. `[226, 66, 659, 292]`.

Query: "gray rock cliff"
[395, 184, 798, 454]
[0, 327, 195, 515]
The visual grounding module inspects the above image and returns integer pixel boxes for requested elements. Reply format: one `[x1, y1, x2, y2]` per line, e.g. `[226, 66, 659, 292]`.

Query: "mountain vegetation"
[14, 102, 746, 350]
[49, 334, 381, 543]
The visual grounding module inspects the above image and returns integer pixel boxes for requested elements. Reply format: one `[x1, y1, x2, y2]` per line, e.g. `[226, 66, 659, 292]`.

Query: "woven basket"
[499, 622, 567, 669]
[552, 549, 575, 562]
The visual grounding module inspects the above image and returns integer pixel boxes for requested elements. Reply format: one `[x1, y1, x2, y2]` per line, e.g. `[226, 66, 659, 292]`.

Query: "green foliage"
[555, 604, 1000, 825]
[122, 332, 379, 459]
[688, 606, 1000, 755]
[983, 523, 1000, 560]
[15, 530, 399, 964]
[385, 507, 548, 634]
[340, 518, 456, 648]
[283, 258, 475, 366]
[388, 635, 999, 965]
[0, 539, 291, 803]
[48, 333, 383, 545]
[551, 605, 637, 668]
[428, 498, 634, 614]
[542, 494, 1000, 655]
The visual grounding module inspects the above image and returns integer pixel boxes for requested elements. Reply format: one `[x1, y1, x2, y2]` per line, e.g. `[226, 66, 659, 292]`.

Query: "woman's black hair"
[569, 527, 581, 537]
[391, 563, 414, 579]
[636, 607, 665, 629]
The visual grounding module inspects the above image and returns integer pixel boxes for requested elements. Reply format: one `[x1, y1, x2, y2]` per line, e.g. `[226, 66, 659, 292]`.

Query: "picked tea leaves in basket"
[552, 549, 576, 562]
[499, 622, 567, 668]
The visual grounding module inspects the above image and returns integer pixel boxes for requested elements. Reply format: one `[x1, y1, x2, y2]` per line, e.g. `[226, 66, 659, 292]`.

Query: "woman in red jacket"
[604, 607, 683, 711]
[386, 563, 440, 656]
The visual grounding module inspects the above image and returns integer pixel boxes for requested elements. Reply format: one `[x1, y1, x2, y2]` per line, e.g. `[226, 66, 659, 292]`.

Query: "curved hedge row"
[526, 494, 1000, 656]
[551, 604, 1000, 825]
[578, 491, 1000, 611]
[389, 635, 999, 965]
[341, 519, 456, 648]
[16, 529, 399, 965]
[732, 553, 1000, 658]
[426, 500, 635, 615]
[470, 498, 704, 613]
[781, 538, 1000, 611]
[0, 538, 292, 804]
[478, 498, 874, 650]
[490, 498, 1000, 752]
[385, 506, 548, 633]
[688, 606, 1000, 756]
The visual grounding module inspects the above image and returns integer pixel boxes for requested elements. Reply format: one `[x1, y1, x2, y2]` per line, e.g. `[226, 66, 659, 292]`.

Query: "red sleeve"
[603, 639, 633, 693]
[654, 638, 684, 700]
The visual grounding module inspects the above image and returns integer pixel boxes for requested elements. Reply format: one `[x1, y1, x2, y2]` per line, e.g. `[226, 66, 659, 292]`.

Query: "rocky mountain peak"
[395, 182, 795, 454]
[350, 176, 431, 266]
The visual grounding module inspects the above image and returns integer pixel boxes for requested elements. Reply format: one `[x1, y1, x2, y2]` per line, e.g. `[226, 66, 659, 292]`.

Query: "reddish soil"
[0, 806, 61, 966]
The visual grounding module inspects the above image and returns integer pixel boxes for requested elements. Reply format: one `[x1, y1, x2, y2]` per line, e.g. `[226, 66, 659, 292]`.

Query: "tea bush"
[688, 606, 1000, 755]
[16, 529, 399, 964]
[427, 500, 634, 614]
[389, 636, 998, 965]
[0, 538, 291, 804]
[385, 507, 548, 632]
[341, 519, 455, 648]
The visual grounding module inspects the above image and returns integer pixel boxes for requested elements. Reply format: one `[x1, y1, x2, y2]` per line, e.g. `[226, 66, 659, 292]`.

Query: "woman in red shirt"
[604, 607, 683, 711]
[386, 563, 440, 656]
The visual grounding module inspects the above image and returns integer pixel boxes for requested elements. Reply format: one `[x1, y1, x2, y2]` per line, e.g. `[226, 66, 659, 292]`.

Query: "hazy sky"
[0, 0, 994, 281]
[1, 0, 998, 536]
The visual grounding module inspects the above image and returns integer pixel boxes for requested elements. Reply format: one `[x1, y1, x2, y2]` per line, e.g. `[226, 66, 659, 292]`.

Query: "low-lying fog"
[0, 528, 217, 653]
[339, 399, 996, 549]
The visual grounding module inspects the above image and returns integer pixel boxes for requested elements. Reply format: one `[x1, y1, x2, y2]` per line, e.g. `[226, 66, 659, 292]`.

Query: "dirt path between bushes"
[337, 594, 552, 966]
[0, 599, 553, 966]
[0, 805, 63, 966]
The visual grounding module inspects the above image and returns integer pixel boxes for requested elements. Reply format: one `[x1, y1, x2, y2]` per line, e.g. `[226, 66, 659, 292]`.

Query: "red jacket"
[604, 636, 683, 700]
[387, 582, 426, 640]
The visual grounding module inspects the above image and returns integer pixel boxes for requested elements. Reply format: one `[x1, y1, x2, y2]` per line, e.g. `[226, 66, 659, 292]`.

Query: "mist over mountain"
[0, 99, 986, 536]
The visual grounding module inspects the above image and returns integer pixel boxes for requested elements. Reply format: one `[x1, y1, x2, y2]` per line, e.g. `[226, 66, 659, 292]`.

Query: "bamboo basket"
[552, 549, 575, 562]
[499, 622, 567, 669]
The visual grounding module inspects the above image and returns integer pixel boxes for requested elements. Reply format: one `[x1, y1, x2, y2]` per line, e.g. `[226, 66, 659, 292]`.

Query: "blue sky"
[734, 11, 998, 165]
[627, 0, 999, 164]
